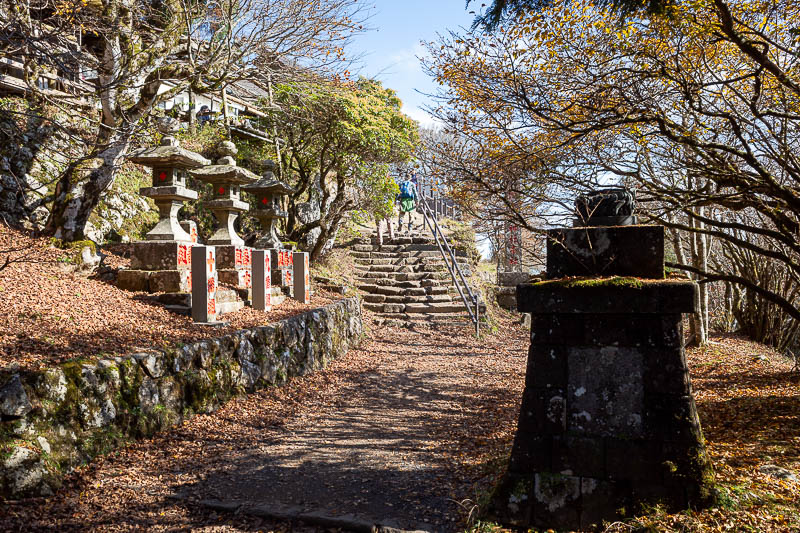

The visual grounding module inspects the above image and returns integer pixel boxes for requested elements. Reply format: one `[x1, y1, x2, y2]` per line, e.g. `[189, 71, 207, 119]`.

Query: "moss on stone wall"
[0, 297, 363, 499]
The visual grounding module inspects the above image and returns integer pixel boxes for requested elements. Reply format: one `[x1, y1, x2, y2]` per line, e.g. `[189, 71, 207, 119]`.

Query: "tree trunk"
[188, 87, 196, 134]
[43, 132, 132, 241]
[696, 207, 710, 344]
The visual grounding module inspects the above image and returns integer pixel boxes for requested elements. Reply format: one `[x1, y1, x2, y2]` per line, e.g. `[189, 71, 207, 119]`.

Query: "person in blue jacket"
[396, 174, 417, 233]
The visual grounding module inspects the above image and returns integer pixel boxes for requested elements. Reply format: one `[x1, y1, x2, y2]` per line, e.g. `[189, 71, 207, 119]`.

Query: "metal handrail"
[418, 194, 480, 334]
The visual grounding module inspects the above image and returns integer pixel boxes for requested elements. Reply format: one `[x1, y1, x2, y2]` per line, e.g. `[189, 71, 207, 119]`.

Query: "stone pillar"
[293, 251, 310, 304]
[490, 224, 713, 530]
[191, 246, 219, 323]
[252, 250, 272, 312]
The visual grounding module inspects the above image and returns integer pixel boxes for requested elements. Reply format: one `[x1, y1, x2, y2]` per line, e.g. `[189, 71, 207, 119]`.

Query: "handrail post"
[475, 294, 479, 336]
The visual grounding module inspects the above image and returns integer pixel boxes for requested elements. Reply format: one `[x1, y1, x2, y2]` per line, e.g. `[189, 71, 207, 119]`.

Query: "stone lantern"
[188, 140, 259, 246]
[242, 160, 296, 294]
[118, 118, 209, 294]
[128, 117, 209, 243]
[189, 141, 259, 289]
[242, 160, 295, 250]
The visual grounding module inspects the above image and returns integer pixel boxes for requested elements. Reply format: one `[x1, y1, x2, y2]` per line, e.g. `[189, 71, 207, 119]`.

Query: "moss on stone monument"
[533, 276, 644, 289]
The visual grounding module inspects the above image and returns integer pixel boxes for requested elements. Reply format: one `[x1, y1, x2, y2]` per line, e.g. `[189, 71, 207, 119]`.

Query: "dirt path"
[2, 313, 528, 532]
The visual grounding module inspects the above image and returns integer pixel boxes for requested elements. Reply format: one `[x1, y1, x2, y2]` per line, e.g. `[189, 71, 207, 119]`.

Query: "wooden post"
[252, 250, 272, 311]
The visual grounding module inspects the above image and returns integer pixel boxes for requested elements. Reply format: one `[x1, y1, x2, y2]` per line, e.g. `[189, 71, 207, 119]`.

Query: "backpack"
[399, 180, 416, 200]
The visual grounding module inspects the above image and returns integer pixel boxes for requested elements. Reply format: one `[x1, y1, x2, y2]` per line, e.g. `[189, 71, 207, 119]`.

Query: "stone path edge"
[0, 297, 363, 500]
[171, 495, 430, 533]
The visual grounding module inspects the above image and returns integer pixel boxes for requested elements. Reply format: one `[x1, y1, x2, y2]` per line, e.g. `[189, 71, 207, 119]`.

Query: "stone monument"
[119, 117, 210, 293]
[189, 141, 259, 289]
[490, 189, 713, 530]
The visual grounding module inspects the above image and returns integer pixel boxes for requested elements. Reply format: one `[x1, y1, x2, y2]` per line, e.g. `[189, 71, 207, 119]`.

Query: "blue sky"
[350, 1, 477, 127]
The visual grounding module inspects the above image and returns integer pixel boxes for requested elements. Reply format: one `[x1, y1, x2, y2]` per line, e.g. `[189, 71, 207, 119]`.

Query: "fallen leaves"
[0, 225, 340, 372]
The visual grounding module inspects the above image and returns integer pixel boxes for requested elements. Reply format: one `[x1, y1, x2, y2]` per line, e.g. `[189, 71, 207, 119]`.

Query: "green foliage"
[262, 77, 419, 254]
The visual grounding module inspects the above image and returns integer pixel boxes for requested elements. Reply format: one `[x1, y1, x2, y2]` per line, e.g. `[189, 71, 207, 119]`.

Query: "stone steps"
[353, 227, 476, 327]
[363, 302, 467, 314]
[367, 235, 434, 245]
[352, 244, 466, 255]
[355, 271, 451, 281]
[363, 293, 455, 304]
[357, 284, 450, 297]
[350, 250, 444, 259]
[353, 257, 471, 269]
[355, 278, 452, 289]
[373, 312, 482, 329]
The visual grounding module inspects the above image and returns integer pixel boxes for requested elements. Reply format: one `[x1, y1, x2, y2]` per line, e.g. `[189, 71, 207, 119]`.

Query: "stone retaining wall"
[0, 297, 362, 499]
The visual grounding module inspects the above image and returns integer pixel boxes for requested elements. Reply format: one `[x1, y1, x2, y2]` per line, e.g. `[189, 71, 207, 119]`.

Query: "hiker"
[396, 174, 417, 233]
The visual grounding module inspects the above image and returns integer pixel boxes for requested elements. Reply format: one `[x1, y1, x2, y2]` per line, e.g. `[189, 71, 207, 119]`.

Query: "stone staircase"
[354, 231, 481, 328]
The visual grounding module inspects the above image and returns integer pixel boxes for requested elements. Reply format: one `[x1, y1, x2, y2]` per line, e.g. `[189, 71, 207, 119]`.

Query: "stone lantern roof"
[128, 117, 210, 170]
[126, 117, 207, 243]
[188, 141, 259, 186]
[242, 160, 294, 196]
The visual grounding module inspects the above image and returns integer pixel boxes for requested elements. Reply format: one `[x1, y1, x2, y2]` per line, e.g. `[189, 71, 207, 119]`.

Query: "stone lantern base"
[215, 245, 253, 291]
[117, 240, 195, 293]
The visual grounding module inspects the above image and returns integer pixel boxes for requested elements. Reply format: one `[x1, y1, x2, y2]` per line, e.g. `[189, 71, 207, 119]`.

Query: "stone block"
[532, 473, 581, 530]
[216, 245, 252, 270]
[580, 478, 628, 530]
[518, 281, 698, 315]
[631, 479, 688, 510]
[116, 270, 151, 292]
[130, 241, 194, 271]
[218, 269, 251, 289]
[546, 225, 665, 279]
[252, 250, 272, 312]
[567, 346, 644, 437]
[518, 388, 567, 435]
[552, 435, 605, 478]
[605, 438, 664, 481]
[150, 270, 191, 293]
[293, 252, 310, 304]
[489, 475, 533, 527]
[498, 271, 530, 287]
[508, 434, 552, 473]
[526, 344, 568, 389]
[643, 349, 691, 395]
[530, 314, 586, 345]
[643, 394, 705, 443]
[191, 246, 219, 323]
